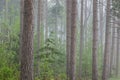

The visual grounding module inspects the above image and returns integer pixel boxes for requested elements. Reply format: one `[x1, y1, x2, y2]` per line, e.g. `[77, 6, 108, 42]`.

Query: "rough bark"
[20, 0, 34, 80]
[102, 0, 111, 80]
[92, 0, 98, 80]
[69, 0, 77, 80]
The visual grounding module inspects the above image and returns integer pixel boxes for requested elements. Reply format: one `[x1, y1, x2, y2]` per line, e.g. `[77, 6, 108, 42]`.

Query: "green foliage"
[0, 66, 19, 80]
[0, 43, 19, 80]
[0, 16, 20, 80]
[34, 33, 66, 79]
[109, 77, 120, 80]
[82, 44, 92, 77]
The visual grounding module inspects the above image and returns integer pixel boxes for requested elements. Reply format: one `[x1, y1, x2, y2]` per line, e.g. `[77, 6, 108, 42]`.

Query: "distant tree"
[116, 28, 120, 76]
[78, 0, 84, 79]
[99, 0, 104, 54]
[4, 0, 8, 22]
[44, 0, 48, 40]
[0, 0, 4, 11]
[66, 0, 72, 79]
[110, 18, 116, 76]
[55, 0, 59, 39]
[36, 0, 42, 77]
[20, 0, 34, 80]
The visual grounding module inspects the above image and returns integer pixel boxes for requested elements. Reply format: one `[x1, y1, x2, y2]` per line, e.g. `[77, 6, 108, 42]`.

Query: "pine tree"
[102, 0, 111, 80]
[92, 0, 98, 80]
[20, 0, 34, 80]
[69, 0, 77, 80]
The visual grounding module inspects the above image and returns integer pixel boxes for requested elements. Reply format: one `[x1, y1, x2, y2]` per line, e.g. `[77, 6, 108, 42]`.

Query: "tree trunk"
[70, 0, 77, 80]
[4, 0, 8, 22]
[110, 19, 115, 76]
[66, 0, 72, 79]
[40, 0, 44, 47]
[92, 0, 98, 80]
[78, 0, 84, 79]
[99, 0, 104, 54]
[116, 28, 120, 76]
[20, 0, 34, 80]
[44, 0, 48, 41]
[102, 0, 111, 80]
[55, 0, 58, 40]
[36, 0, 42, 77]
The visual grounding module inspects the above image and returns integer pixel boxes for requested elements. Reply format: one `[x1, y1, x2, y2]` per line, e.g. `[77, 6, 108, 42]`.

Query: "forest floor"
[109, 77, 120, 80]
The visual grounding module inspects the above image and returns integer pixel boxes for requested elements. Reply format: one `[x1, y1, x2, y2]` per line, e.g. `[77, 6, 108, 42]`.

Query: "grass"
[109, 77, 120, 80]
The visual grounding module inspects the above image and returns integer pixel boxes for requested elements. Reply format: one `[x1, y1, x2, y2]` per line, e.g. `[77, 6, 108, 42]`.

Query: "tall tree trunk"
[116, 28, 120, 76]
[78, 0, 84, 79]
[36, 0, 42, 77]
[44, 0, 48, 41]
[66, 0, 72, 79]
[92, 0, 98, 80]
[70, 0, 77, 80]
[20, 0, 34, 80]
[99, 0, 104, 54]
[102, 0, 111, 80]
[55, 0, 59, 40]
[110, 19, 115, 76]
[40, 0, 44, 47]
[84, 0, 88, 46]
[4, 0, 8, 22]
[37, 0, 41, 51]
